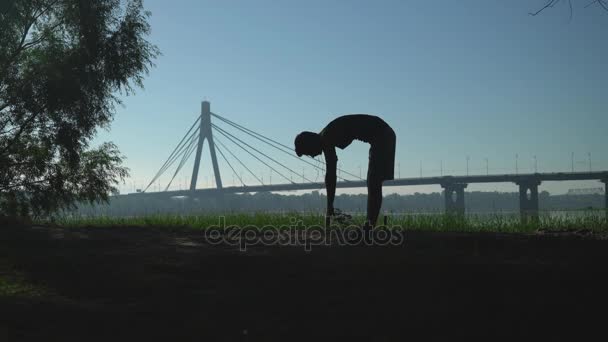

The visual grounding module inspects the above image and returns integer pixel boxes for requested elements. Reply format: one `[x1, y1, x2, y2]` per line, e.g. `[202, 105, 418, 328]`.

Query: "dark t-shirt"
[319, 114, 390, 150]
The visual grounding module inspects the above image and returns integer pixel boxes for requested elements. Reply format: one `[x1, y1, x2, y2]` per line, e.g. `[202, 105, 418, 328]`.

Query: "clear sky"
[96, 0, 608, 195]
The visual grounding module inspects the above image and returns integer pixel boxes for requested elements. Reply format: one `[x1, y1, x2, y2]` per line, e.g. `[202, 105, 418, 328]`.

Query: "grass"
[43, 210, 608, 234]
[0, 258, 48, 298]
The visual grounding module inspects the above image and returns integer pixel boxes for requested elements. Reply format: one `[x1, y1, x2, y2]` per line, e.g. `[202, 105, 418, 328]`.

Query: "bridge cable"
[211, 113, 351, 182]
[145, 117, 201, 188]
[210, 112, 362, 181]
[211, 112, 362, 180]
[164, 135, 199, 191]
[144, 117, 200, 191]
[156, 128, 199, 179]
[214, 135, 264, 185]
[213, 126, 289, 184]
[211, 112, 296, 152]
[212, 112, 301, 156]
[212, 124, 300, 184]
[144, 126, 199, 192]
[212, 123, 318, 184]
[213, 138, 246, 187]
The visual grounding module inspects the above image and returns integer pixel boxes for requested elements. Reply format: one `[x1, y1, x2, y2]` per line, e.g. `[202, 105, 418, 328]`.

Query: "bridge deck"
[123, 171, 608, 199]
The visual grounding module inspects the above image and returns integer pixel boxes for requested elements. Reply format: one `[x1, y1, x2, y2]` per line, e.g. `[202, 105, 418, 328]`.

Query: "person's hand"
[331, 208, 352, 224]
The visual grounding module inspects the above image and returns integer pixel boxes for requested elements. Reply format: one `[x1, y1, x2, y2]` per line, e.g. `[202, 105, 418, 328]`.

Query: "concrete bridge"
[130, 101, 608, 221]
[124, 171, 608, 221]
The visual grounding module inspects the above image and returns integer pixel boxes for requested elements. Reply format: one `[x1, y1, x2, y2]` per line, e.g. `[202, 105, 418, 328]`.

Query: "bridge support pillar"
[602, 178, 608, 220]
[441, 183, 467, 216]
[190, 101, 223, 191]
[516, 179, 541, 223]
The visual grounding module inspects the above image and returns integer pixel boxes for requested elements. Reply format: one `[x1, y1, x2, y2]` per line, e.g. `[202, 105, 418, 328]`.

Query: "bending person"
[295, 114, 396, 228]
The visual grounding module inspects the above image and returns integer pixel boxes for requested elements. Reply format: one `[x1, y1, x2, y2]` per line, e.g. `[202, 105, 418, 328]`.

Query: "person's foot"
[361, 222, 373, 245]
[332, 208, 352, 225]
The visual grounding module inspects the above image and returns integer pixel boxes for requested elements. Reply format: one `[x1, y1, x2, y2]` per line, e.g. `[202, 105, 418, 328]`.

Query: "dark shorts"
[368, 127, 396, 182]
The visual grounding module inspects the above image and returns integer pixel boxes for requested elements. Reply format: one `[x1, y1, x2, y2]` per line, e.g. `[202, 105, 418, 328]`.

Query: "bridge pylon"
[441, 182, 467, 216]
[190, 101, 222, 191]
[602, 178, 608, 220]
[516, 178, 541, 223]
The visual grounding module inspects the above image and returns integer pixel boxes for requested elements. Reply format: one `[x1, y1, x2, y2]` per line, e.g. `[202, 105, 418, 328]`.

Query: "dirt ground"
[1, 225, 607, 341]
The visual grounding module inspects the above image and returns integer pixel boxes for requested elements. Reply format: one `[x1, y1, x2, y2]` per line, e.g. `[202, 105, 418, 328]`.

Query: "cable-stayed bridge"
[122, 101, 608, 220]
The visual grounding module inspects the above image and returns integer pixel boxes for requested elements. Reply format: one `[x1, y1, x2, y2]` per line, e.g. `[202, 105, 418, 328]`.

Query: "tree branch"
[19, 19, 64, 51]
[0, 109, 15, 135]
[0, 125, 19, 136]
[0, 0, 59, 78]
[0, 111, 40, 156]
[0, 178, 47, 192]
[530, 0, 561, 16]
[584, 0, 608, 11]
[532, 0, 608, 16]
[584, 0, 598, 8]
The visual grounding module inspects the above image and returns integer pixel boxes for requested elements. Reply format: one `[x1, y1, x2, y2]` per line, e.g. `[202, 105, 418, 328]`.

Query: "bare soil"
[1, 225, 607, 341]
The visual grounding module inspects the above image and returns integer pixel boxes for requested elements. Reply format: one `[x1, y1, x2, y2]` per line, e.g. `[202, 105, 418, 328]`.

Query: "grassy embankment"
[44, 210, 608, 234]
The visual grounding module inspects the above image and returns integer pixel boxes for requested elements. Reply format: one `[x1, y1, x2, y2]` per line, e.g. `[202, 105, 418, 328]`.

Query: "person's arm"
[324, 146, 337, 217]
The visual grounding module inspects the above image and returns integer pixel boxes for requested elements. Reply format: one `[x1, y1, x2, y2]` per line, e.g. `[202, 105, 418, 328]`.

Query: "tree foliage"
[0, 0, 158, 217]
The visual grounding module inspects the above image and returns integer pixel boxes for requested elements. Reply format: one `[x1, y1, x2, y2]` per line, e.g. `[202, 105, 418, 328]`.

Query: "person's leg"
[366, 134, 392, 228]
[366, 175, 383, 228]
[365, 128, 394, 229]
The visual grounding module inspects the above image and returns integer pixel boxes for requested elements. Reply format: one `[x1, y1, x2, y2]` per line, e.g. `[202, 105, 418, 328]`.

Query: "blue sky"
[97, 0, 608, 195]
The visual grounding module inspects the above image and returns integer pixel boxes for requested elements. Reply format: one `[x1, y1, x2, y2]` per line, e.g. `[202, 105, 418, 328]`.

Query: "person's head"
[294, 131, 322, 157]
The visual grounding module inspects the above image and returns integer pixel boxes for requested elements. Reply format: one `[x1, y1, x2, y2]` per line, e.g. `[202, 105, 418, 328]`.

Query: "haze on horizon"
[95, 0, 608, 196]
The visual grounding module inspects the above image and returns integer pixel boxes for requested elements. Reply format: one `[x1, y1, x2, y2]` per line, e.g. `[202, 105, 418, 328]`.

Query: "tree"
[0, 0, 159, 218]
[529, 0, 608, 17]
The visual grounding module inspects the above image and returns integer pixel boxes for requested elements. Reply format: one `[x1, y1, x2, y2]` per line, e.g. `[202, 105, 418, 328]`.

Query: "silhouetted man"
[295, 114, 396, 228]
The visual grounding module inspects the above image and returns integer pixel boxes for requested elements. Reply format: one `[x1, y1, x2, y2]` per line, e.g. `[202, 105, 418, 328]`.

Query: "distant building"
[566, 187, 605, 195]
